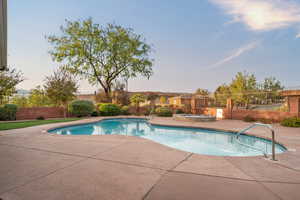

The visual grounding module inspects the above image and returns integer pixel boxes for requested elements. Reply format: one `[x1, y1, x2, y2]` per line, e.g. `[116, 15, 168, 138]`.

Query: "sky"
[7, 0, 300, 93]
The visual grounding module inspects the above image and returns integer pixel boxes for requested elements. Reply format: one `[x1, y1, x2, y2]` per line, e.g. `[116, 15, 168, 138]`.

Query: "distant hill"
[16, 89, 30, 96]
[127, 91, 192, 97]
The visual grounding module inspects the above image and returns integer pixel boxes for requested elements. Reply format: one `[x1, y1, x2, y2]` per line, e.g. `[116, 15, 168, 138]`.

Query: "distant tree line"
[2, 67, 78, 117]
[214, 71, 284, 108]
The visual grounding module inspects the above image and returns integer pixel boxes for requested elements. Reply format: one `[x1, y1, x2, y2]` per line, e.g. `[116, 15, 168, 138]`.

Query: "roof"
[280, 90, 300, 96]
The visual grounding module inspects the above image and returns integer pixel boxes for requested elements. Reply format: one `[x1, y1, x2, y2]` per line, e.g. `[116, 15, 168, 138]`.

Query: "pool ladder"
[236, 123, 276, 161]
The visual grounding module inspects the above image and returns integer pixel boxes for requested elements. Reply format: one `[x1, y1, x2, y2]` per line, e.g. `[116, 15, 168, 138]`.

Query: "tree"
[214, 84, 231, 106]
[229, 71, 257, 108]
[47, 18, 154, 100]
[130, 94, 146, 114]
[28, 86, 51, 107]
[111, 81, 129, 105]
[147, 94, 159, 109]
[95, 89, 111, 103]
[11, 96, 28, 108]
[44, 69, 78, 117]
[195, 88, 209, 96]
[260, 77, 283, 104]
[160, 96, 167, 104]
[0, 68, 24, 105]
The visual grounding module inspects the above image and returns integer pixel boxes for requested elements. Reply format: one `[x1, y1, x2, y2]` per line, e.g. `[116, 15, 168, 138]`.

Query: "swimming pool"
[48, 118, 286, 156]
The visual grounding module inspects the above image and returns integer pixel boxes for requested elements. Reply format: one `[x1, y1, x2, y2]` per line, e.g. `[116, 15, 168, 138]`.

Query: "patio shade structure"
[0, 0, 7, 71]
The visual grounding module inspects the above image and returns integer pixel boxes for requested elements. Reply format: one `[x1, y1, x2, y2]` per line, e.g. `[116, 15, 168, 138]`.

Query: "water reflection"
[50, 119, 286, 156]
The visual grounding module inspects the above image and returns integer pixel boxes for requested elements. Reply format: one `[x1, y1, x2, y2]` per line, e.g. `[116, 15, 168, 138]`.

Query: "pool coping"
[45, 116, 289, 157]
[1, 116, 300, 199]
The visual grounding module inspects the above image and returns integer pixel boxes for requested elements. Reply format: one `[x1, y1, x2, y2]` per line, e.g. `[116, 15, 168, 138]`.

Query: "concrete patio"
[0, 117, 299, 200]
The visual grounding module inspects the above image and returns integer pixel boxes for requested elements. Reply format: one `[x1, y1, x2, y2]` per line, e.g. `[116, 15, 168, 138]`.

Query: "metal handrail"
[236, 123, 276, 160]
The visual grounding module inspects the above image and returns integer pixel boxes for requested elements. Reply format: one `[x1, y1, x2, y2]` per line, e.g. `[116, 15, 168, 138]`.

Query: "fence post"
[226, 98, 233, 119]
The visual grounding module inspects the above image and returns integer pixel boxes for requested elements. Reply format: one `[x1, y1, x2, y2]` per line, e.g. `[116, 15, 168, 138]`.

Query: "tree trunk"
[63, 103, 68, 118]
[136, 103, 140, 115]
[103, 87, 112, 103]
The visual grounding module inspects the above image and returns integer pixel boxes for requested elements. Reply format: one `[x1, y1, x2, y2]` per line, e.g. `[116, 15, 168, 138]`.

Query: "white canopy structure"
[0, 0, 7, 70]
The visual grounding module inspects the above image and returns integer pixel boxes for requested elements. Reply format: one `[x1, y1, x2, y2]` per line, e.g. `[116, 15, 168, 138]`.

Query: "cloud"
[296, 33, 300, 38]
[210, 0, 300, 36]
[207, 41, 260, 69]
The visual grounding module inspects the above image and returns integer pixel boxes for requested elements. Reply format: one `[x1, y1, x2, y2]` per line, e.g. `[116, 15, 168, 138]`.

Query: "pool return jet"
[236, 123, 276, 161]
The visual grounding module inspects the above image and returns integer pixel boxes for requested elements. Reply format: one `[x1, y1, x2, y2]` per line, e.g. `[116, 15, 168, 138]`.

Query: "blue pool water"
[49, 118, 286, 156]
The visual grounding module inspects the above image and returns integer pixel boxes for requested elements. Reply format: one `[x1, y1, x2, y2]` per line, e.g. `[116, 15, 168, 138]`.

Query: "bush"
[36, 116, 45, 120]
[155, 107, 173, 117]
[243, 115, 256, 122]
[175, 109, 184, 114]
[0, 104, 18, 121]
[69, 100, 95, 117]
[143, 107, 151, 116]
[258, 118, 273, 124]
[99, 103, 121, 116]
[120, 106, 130, 115]
[91, 111, 99, 117]
[0, 107, 6, 120]
[281, 117, 300, 127]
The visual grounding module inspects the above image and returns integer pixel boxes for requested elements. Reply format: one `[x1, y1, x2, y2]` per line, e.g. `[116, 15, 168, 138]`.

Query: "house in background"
[76, 94, 97, 104]
[281, 89, 300, 117]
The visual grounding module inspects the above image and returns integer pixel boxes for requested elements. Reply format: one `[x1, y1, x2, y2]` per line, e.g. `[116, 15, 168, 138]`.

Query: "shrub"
[99, 103, 121, 116]
[69, 100, 95, 117]
[258, 118, 273, 124]
[0, 107, 6, 121]
[0, 104, 18, 121]
[149, 108, 156, 115]
[36, 116, 45, 120]
[281, 117, 300, 128]
[120, 106, 130, 115]
[155, 107, 173, 117]
[243, 115, 256, 122]
[143, 107, 151, 116]
[175, 109, 184, 114]
[91, 111, 99, 117]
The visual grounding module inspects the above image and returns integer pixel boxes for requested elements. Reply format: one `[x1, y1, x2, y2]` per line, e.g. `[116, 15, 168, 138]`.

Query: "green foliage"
[120, 105, 130, 115]
[130, 94, 146, 106]
[28, 86, 52, 107]
[159, 96, 167, 104]
[258, 118, 273, 124]
[98, 103, 121, 116]
[44, 69, 78, 107]
[214, 84, 231, 106]
[47, 18, 154, 98]
[0, 118, 80, 131]
[91, 111, 99, 117]
[130, 94, 146, 114]
[230, 71, 257, 107]
[0, 104, 18, 121]
[243, 115, 256, 122]
[281, 117, 300, 127]
[195, 88, 209, 96]
[111, 82, 129, 105]
[69, 100, 95, 117]
[155, 107, 173, 117]
[11, 96, 29, 108]
[257, 77, 284, 104]
[175, 109, 185, 114]
[214, 72, 284, 107]
[0, 107, 6, 120]
[0, 68, 24, 104]
[36, 116, 45, 120]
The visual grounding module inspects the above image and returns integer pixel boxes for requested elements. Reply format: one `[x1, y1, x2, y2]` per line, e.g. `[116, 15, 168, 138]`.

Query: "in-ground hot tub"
[173, 114, 216, 122]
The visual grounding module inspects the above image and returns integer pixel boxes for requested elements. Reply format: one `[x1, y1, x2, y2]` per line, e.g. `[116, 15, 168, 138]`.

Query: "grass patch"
[0, 118, 81, 131]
